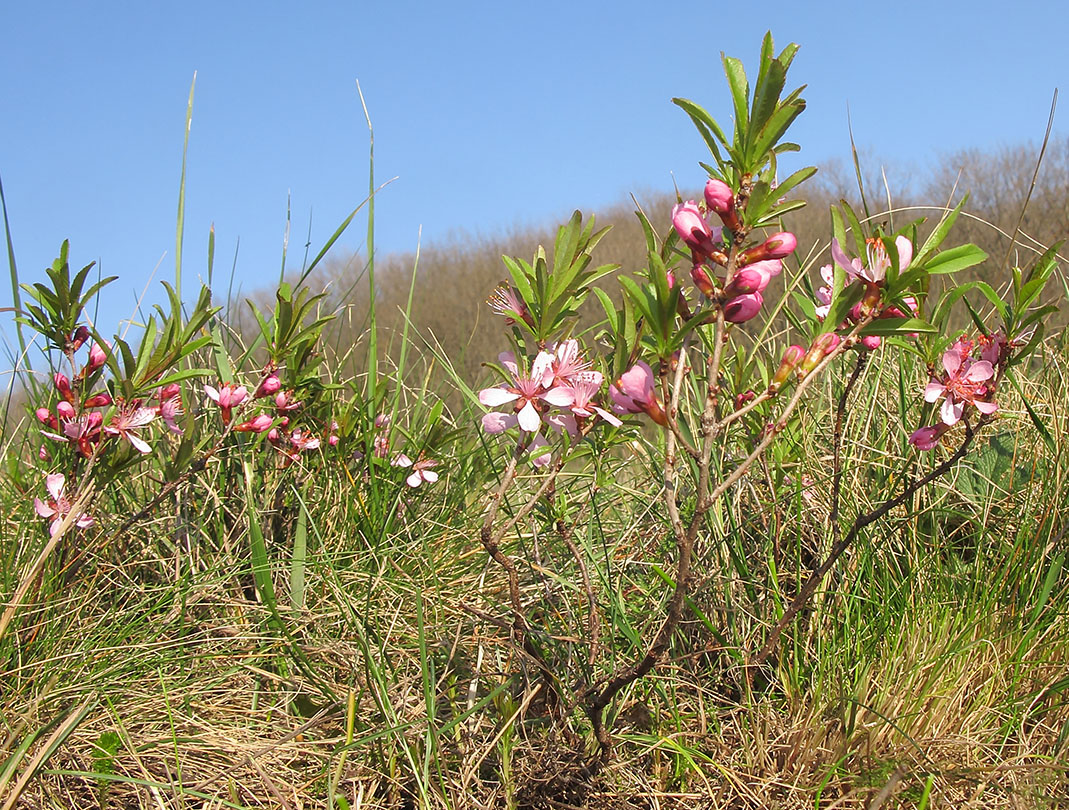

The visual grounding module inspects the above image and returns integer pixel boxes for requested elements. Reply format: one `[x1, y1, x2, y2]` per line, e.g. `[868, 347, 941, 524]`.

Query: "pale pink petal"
[541, 386, 575, 407]
[45, 473, 65, 502]
[34, 497, 56, 518]
[127, 433, 152, 454]
[594, 406, 623, 427]
[924, 381, 947, 403]
[895, 235, 913, 270]
[392, 453, 413, 468]
[942, 350, 962, 376]
[963, 361, 994, 383]
[204, 385, 220, 403]
[940, 397, 963, 425]
[479, 387, 519, 407]
[49, 517, 64, 538]
[76, 513, 95, 530]
[420, 470, 439, 483]
[498, 352, 519, 376]
[517, 401, 541, 432]
[974, 400, 999, 414]
[531, 351, 555, 386]
[482, 412, 517, 433]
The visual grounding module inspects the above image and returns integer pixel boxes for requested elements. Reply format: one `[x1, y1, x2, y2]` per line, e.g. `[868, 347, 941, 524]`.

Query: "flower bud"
[374, 413, 390, 429]
[54, 373, 75, 403]
[860, 335, 882, 350]
[772, 345, 806, 388]
[734, 390, 755, 410]
[690, 265, 718, 299]
[267, 428, 282, 445]
[36, 407, 57, 429]
[83, 393, 113, 408]
[328, 434, 339, 447]
[704, 178, 735, 213]
[70, 326, 90, 352]
[56, 401, 76, 420]
[723, 291, 763, 323]
[723, 267, 765, 297]
[672, 201, 721, 260]
[86, 411, 104, 429]
[740, 232, 797, 265]
[800, 333, 842, 376]
[235, 414, 274, 433]
[88, 343, 107, 372]
[255, 374, 281, 398]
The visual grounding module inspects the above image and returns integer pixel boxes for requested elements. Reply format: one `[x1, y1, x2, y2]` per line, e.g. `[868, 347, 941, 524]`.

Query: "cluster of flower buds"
[671, 179, 795, 324]
[36, 335, 114, 459]
[909, 335, 1003, 450]
[815, 237, 918, 349]
[479, 339, 623, 462]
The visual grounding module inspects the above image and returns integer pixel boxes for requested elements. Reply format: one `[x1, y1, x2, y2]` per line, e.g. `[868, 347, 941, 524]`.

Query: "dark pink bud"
[860, 335, 882, 350]
[36, 407, 58, 429]
[56, 401, 75, 420]
[88, 343, 107, 372]
[54, 373, 74, 403]
[762, 232, 797, 259]
[86, 411, 104, 429]
[723, 292, 763, 323]
[690, 265, 718, 299]
[255, 374, 282, 398]
[267, 428, 282, 445]
[234, 414, 274, 433]
[704, 178, 735, 213]
[723, 267, 765, 297]
[70, 326, 90, 352]
[159, 383, 181, 401]
[83, 393, 113, 408]
[328, 435, 339, 447]
[734, 390, 755, 409]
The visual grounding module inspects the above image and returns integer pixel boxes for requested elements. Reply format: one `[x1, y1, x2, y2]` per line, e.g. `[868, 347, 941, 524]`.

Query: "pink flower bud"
[704, 178, 734, 213]
[723, 267, 765, 297]
[860, 335, 882, 350]
[672, 201, 718, 258]
[83, 393, 113, 408]
[88, 343, 107, 372]
[690, 265, 718, 299]
[328, 435, 339, 447]
[255, 374, 282, 398]
[70, 326, 90, 352]
[723, 291, 763, 323]
[772, 345, 806, 388]
[235, 414, 274, 433]
[267, 428, 281, 445]
[86, 411, 104, 429]
[38, 444, 50, 461]
[54, 373, 74, 403]
[734, 390, 755, 409]
[740, 232, 797, 265]
[36, 407, 58, 429]
[56, 401, 76, 420]
[374, 413, 390, 429]
[800, 333, 842, 376]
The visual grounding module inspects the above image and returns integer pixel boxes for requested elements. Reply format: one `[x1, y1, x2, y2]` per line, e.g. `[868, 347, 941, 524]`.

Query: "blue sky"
[1, 0, 1066, 351]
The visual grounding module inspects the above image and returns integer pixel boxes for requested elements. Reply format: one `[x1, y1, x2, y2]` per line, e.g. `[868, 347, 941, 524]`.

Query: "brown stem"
[752, 418, 982, 668]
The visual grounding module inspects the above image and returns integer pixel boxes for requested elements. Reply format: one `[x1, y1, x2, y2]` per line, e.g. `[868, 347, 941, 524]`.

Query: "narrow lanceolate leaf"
[858, 317, 938, 337]
[920, 243, 987, 275]
[914, 195, 969, 264]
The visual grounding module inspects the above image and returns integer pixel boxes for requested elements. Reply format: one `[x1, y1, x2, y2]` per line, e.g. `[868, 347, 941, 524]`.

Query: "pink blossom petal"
[34, 497, 56, 518]
[420, 470, 439, 484]
[204, 385, 220, 403]
[594, 406, 623, 427]
[924, 381, 946, 403]
[392, 453, 413, 468]
[940, 396, 963, 426]
[498, 352, 519, 376]
[127, 433, 152, 454]
[45, 473, 65, 502]
[406, 471, 423, 488]
[895, 235, 913, 270]
[942, 350, 962, 377]
[963, 360, 994, 383]
[482, 412, 517, 433]
[517, 401, 541, 432]
[974, 400, 999, 414]
[479, 387, 520, 407]
[541, 386, 575, 407]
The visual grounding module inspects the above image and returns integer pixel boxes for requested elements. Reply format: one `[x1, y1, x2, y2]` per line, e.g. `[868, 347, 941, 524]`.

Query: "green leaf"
[1006, 371, 1055, 453]
[858, 317, 937, 337]
[914, 195, 968, 264]
[722, 55, 750, 148]
[920, 243, 988, 275]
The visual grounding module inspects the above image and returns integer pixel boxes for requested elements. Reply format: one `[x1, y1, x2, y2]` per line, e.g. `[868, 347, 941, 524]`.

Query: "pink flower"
[486, 284, 534, 328]
[205, 382, 248, 423]
[723, 291, 764, 323]
[478, 351, 574, 433]
[610, 361, 668, 426]
[909, 423, 950, 451]
[54, 373, 74, 404]
[567, 377, 623, 426]
[34, 473, 94, 537]
[42, 410, 103, 457]
[832, 235, 913, 285]
[393, 454, 439, 488]
[155, 387, 184, 435]
[543, 340, 596, 387]
[82, 393, 112, 408]
[104, 404, 157, 454]
[924, 348, 998, 425]
[274, 390, 301, 412]
[289, 430, 321, 452]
